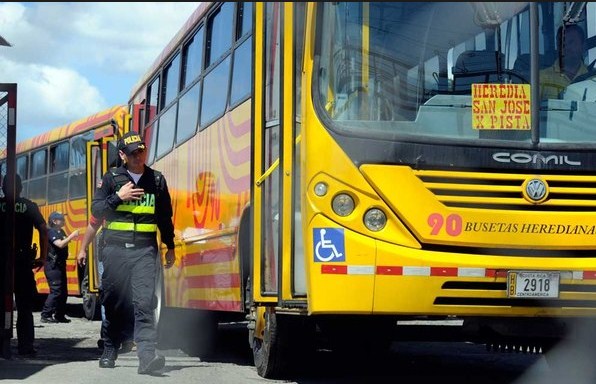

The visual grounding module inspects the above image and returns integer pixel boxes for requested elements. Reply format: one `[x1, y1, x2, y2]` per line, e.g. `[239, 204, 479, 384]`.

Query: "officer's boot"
[99, 346, 118, 368]
[138, 353, 165, 374]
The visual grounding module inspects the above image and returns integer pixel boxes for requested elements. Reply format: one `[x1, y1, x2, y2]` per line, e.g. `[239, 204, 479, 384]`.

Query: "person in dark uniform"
[0, 174, 48, 356]
[91, 132, 175, 374]
[40, 211, 79, 323]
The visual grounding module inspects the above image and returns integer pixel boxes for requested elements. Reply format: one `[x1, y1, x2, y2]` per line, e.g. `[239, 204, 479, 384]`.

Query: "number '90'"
[427, 213, 463, 236]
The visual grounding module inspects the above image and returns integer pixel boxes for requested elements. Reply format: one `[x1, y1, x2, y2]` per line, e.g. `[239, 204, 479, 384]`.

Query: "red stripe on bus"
[583, 271, 596, 279]
[376, 266, 403, 275]
[227, 114, 251, 137]
[66, 201, 87, 215]
[217, 140, 250, 192]
[187, 299, 242, 312]
[186, 273, 240, 289]
[495, 270, 508, 278]
[321, 265, 348, 274]
[430, 267, 458, 276]
[184, 247, 236, 266]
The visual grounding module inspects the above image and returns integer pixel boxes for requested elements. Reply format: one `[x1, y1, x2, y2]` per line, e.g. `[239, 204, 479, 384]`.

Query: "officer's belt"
[106, 239, 157, 249]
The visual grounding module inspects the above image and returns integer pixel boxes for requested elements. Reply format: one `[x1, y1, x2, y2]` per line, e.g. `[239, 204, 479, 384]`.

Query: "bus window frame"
[28, 147, 48, 205]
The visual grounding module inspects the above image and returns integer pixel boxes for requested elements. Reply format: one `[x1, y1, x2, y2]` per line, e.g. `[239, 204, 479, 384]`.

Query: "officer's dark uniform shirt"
[91, 164, 175, 249]
[48, 227, 68, 262]
[0, 196, 46, 255]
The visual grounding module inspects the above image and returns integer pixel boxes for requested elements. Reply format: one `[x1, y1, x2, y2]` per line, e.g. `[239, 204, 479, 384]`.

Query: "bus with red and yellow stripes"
[125, 1, 596, 378]
[0, 105, 128, 320]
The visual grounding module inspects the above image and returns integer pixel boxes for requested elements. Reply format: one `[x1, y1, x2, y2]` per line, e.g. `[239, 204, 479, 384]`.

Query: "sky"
[0, 2, 199, 142]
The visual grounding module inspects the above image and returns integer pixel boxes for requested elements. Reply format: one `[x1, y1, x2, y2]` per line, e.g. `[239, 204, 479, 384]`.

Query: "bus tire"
[81, 272, 101, 321]
[252, 308, 314, 379]
[252, 308, 286, 378]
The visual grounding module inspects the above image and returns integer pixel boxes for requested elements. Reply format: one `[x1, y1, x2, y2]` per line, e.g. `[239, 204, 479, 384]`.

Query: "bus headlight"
[314, 182, 328, 196]
[332, 193, 355, 216]
[364, 208, 386, 231]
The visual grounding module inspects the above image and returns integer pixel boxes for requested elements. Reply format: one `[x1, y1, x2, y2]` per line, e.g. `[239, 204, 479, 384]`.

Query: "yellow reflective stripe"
[105, 222, 157, 232]
[136, 223, 157, 232]
[116, 205, 155, 214]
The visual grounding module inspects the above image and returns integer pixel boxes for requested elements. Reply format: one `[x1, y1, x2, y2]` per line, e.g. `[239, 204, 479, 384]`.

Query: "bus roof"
[128, 2, 212, 102]
[13, 105, 127, 155]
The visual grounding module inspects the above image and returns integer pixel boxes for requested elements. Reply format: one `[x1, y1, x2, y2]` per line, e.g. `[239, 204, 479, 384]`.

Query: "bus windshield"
[316, 2, 596, 144]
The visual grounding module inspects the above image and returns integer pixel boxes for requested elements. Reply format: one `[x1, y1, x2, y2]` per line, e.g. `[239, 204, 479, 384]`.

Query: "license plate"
[507, 271, 560, 298]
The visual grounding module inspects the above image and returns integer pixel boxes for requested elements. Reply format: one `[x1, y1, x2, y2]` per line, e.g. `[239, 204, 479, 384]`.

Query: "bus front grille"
[414, 170, 596, 211]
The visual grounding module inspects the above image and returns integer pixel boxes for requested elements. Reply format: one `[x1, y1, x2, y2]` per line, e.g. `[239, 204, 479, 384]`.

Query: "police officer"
[0, 174, 48, 356]
[40, 211, 79, 323]
[91, 132, 175, 374]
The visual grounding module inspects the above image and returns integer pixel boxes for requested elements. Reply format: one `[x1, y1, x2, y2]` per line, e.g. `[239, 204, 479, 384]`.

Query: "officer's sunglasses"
[129, 148, 146, 157]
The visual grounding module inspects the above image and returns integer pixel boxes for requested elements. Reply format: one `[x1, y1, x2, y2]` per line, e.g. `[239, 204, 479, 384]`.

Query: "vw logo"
[523, 178, 548, 203]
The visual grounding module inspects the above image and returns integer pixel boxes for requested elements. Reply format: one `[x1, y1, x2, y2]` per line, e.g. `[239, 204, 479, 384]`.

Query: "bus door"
[252, 2, 304, 308]
[85, 135, 120, 293]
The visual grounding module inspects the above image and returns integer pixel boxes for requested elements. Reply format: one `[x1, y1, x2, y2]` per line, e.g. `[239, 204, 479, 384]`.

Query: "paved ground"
[0, 297, 269, 384]
[7, 297, 593, 384]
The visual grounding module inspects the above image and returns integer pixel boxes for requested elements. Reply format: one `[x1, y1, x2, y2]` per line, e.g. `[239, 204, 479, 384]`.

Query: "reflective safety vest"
[103, 169, 162, 241]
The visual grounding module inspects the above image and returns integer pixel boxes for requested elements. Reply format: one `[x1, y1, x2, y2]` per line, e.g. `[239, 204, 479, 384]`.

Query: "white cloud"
[0, 56, 106, 139]
[0, 2, 198, 141]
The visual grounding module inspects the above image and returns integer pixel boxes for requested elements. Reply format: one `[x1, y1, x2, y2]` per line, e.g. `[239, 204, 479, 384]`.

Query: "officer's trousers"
[98, 261, 133, 343]
[100, 242, 158, 360]
[14, 259, 35, 350]
[41, 260, 67, 319]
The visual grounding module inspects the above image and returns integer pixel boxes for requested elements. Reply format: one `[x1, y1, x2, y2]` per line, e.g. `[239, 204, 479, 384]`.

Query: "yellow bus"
[124, 2, 596, 378]
[0, 105, 128, 320]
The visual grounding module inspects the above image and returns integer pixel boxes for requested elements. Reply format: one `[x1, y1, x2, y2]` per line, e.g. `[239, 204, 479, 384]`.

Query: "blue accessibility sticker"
[313, 228, 345, 262]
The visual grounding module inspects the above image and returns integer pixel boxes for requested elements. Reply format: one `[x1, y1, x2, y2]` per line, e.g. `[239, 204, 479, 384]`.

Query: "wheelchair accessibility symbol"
[313, 228, 345, 262]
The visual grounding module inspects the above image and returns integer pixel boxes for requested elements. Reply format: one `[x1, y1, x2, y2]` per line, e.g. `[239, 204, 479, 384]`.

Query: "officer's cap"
[118, 132, 146, 155]
[49, 211, 66, 222]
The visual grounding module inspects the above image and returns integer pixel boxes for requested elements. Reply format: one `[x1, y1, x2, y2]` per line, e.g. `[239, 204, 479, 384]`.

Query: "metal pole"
[0, 83, 17, 359]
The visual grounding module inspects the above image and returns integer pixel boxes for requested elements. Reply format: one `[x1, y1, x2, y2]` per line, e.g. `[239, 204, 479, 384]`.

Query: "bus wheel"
[252, 307, 287, 378]
[251, 307, 314, 379]
[81, 272, 101, 320]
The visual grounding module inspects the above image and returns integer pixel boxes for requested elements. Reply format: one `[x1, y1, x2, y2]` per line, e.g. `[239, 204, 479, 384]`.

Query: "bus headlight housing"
[314, 182, 328, 196]
[364, 208, 386, 231]
[332, 193, 355, 217]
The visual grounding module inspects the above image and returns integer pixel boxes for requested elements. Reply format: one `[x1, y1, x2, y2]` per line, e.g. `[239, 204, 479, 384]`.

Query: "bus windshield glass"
[316, 2, 596, 144]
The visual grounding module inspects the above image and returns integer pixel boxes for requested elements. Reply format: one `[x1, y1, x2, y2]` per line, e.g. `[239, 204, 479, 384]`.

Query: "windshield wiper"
[563, 2, 586, 24]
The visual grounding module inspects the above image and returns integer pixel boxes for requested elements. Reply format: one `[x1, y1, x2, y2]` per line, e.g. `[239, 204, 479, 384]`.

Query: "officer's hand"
[72, 229, 80, 238]
[77, 251, 86, 267]
[164, 249, 175, 269]
[117, 182, 145, 201]
[32, 259, 44, 271]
